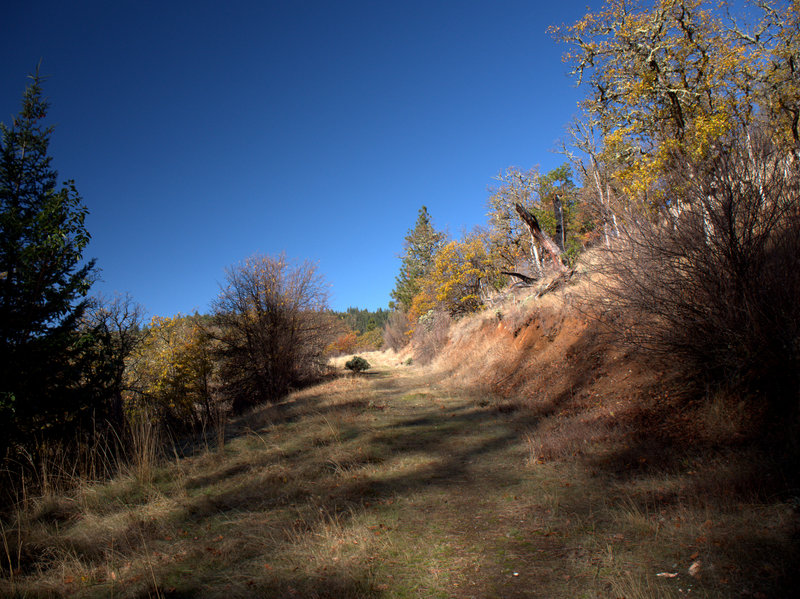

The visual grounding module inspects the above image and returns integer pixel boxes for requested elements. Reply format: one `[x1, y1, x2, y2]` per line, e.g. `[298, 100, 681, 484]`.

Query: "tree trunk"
[514, 203, 567, 273]
[501, 271, 537, 285]
[530, 241, 543, 277]
[552, 193, 566, 252]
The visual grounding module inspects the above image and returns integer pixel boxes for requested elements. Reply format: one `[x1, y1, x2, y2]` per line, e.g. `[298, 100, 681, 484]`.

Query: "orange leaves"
[327, 331, 359, 355]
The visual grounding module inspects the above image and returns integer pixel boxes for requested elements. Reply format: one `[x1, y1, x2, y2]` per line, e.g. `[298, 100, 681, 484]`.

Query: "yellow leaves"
[686, 111, 732, 160]
[124, 314, 213, 421]
[409, 237, 492, 321]
[561, 0, 775, 203]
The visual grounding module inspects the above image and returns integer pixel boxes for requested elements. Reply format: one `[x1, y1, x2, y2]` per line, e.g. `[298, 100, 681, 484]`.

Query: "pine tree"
[390, 206, 446, 312]
[0, 73, 97, 444]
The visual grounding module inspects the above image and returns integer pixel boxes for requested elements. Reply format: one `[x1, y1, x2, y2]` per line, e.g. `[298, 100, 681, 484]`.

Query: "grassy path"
[5, 358, 796, 598]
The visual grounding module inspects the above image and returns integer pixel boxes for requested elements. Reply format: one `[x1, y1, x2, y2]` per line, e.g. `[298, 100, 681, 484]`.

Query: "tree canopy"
[554, 0, 800, 205]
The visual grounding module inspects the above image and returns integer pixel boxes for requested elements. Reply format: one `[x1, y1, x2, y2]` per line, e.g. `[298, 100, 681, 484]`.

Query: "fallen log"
[501, 270, 538, 285]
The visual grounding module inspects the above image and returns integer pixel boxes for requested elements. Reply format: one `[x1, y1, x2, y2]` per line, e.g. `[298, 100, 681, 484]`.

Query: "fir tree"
[0, 73, 97, 445]
[390, 206, 446, 312]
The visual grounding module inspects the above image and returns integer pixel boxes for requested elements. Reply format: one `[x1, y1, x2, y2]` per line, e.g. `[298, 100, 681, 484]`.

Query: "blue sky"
[2, 0, 594, 316]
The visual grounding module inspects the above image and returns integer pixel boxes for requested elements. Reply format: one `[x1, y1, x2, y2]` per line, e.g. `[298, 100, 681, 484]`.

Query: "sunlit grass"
[2, 347, 797, 598]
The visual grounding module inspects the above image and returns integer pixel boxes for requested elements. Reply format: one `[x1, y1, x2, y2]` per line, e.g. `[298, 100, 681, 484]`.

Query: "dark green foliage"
[390, 206, 446, 312]
[334, 307, 390, 334]
[345, 356, 371, 373]
[534, 164, 594, 266]
[0, 73, 99, 448]
[486, 164, 594, 277]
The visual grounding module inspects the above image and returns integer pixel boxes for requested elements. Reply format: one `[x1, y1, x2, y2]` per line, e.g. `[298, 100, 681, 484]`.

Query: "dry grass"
[2, 268, 798, 597]
[328, 349, 405, 372]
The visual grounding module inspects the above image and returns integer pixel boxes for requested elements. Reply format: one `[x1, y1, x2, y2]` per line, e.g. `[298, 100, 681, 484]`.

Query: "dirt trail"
[274, 363, 607, 598]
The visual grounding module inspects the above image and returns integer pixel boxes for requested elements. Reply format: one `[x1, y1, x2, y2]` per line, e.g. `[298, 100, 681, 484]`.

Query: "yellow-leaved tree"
[554, 0, 799, 211]
[410, 236, 495, 321]
[124, 315, 214, 429]
[556, 0, 800, 423]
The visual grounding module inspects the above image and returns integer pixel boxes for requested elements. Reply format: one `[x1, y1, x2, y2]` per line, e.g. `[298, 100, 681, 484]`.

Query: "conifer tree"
[0, 73, 97, 444]
[390, 206, 446, 313]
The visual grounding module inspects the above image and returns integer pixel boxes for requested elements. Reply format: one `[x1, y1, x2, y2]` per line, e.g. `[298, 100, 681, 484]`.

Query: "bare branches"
[600, 131, 800, 413]
[211, 255, 335, 411]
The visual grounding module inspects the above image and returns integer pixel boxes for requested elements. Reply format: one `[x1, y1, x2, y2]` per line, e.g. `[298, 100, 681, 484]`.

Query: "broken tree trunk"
[514, 203, 567, 274]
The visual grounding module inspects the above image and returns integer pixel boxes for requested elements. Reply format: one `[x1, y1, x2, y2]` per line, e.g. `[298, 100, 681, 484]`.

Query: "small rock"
[688, 560, 702, 577]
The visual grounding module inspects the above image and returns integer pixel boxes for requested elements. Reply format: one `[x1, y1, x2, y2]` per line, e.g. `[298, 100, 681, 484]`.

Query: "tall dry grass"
[127, 414, 161, 485]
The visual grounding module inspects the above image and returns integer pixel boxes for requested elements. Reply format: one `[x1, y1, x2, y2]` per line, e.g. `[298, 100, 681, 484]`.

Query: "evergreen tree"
[0, 73, 97, 445]
[390, 206, 446, 312]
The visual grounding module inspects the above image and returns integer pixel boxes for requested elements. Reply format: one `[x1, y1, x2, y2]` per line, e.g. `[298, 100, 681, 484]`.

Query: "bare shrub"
[601, 134, 800, 420]
[383, 310, 411, 352]
[211, 254, 337, 412]
[411, 310, 452, 365]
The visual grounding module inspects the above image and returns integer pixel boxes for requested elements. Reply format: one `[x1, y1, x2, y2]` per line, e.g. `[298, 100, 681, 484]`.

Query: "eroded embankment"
[421, 270, 787, 482]
[427, 282, 664, 452]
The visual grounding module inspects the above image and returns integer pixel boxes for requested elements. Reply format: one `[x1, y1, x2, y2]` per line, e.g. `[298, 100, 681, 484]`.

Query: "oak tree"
[554, 0, 800, 206]
[410, 236, 495, 319]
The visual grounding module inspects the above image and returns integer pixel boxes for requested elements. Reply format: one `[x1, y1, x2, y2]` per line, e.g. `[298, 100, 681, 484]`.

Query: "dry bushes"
[211, 255, 338, 412]
[600, 137, 800, 423]
[382, 310, 411, 352]
[410, 310, 452, 365]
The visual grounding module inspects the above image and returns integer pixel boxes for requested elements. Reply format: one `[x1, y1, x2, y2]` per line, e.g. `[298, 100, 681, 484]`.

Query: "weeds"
[128, 414, 160, 485]
[410, 310, 451, 365]
[0, 517, 21, 587]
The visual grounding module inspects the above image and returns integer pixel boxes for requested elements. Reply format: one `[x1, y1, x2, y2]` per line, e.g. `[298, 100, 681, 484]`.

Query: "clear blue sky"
[2, 0, 594, 316]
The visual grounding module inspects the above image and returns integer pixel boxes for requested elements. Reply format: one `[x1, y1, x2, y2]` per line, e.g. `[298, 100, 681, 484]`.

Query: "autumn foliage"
[124, 315, 214, 429]
[409, 237, 495, 321]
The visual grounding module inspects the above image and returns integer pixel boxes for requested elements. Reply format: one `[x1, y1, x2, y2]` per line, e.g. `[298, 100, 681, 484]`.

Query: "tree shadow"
[70, 385, 529, 597]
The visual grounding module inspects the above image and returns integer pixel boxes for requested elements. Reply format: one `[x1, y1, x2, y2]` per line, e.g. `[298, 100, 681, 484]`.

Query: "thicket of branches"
[602, 134, 799, 414]
[557, 0, 800, 421]
[211, 255, 336, 413]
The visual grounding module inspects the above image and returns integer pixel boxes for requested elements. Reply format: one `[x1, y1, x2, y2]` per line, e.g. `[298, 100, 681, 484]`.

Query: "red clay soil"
[431, 297, 713, 463]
